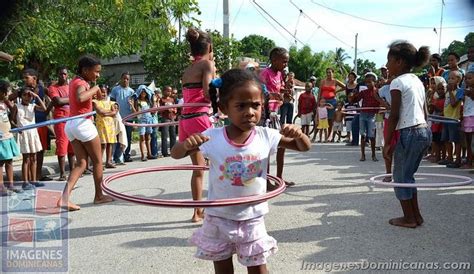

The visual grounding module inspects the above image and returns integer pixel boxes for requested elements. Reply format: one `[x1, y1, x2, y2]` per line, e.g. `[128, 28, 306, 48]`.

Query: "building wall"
[101, 62, 148, 88]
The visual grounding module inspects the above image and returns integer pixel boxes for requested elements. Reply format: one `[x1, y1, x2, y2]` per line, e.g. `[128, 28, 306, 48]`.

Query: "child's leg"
[59, 140, 88, 211]
[445, 142, 453, 161]
[106, 143, 114, 166]
[190, 151, 206, 222]
[431, 141, 439, 162]
[4, 160, 14, 188]
[82, 136, 113, 204]
[139, 135, 145, 160]
[30, 153, 37, 182]
[145, 133, 151, 157]
[324, 129, 328, 142]
[466, 133, 473, 167]
[360, 136, 366, 161]
[412, 192, 423, 225]
[101, 144, 106, 164]
[370, 137, 378, 161]
[248, 264, 268, 274]
[454, 143, 461, 164]
[0, 161, 4, 192]
[213, 257, 234, 274]
[21, 154, 29, 182]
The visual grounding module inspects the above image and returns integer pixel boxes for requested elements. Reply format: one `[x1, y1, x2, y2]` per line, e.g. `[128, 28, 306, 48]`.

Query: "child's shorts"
[317, 118, 329, 129]
[462, 116, 474, 133]
[332, 121, 343, 132]
[441, 123, 460, 142]
[300, 113, 313, 126]
[65, 118, 98, 143]
[345, 120, 352, 132]
[178, 113, 212, 142]
[359, 112, 376, 138]
[189, 214, 277, 267]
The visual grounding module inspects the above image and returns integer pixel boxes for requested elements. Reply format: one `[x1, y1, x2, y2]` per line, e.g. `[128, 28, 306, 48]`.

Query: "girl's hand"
[183, 133, 210, 151]
[280, 124, 304, 139]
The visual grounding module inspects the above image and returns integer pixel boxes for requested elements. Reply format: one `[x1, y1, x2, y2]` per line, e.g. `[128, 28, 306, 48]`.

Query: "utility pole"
[438, 0, 444, 54]
[223, 0, 231, 69]
[354, 33, 358, 75]
[223, 0, 230, 39]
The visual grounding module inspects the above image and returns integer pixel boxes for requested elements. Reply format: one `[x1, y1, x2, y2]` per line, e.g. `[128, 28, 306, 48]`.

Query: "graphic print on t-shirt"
[219, 154, 263, 186]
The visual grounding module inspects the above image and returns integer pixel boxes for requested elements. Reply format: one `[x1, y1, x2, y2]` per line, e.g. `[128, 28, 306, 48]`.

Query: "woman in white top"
[384, 40, 431, 229]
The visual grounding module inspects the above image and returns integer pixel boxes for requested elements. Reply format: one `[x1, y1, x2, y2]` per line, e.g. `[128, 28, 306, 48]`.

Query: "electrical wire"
[252, 0, 306, 45]
[250, 1, 293, 44]
[289, 0, 353, 48]
[311, 0, 474, 29]
[232, 0, 246, 25]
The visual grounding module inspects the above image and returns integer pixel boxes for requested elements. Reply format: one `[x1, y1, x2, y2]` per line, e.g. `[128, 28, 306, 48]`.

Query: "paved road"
[2, 143, 473, 273]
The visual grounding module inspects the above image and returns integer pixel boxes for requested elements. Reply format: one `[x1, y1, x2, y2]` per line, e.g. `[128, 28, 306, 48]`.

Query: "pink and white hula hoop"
[428, 114, 460, 124]
[370, 173, 473, 188]
[101, 165, 286, 207]
[121, 103, 210, 127]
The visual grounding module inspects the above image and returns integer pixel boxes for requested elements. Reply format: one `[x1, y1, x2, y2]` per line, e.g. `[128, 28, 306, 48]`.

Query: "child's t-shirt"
[462, 88, 474, 117]
[260, 67, 283, 93]
[444, 88, 464, 119]
[200, 126, 281, 221]
[298, 92, 316, 115]
[317, 106, 328, 120]
[390, 73, 426, 130]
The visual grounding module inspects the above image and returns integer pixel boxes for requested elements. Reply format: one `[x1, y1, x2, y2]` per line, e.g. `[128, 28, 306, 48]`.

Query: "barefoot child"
[180, 28, 215, 222]
[331, 102, 344, 142]
[0, 80, 21, 194]
[316, 98, 333, 142]
[58, 54, 114, 211]
[15, 87, 47, 189]
[171, 69, 311, 274]
[93, 85, 118, 168]
[297, 82, 316, 136]
[384, 40, 431, 228]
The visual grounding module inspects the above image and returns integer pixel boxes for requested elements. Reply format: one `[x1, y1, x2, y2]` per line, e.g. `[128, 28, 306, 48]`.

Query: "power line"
[232, 0, 246, 25]
[289, 0, 353, 48]
[250, 1, 293, 44]
[311, 0, 474, 29]
[252, 0, 306, 45]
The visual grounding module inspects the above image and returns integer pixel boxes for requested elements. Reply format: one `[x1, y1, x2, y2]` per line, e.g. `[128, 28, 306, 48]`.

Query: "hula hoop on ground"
[101, 165, 286, 207]
[121, 103, 210, 127]
[428, 115, 460, 124]
[370, 173, 473, 188]
[10, 111, 96, 133]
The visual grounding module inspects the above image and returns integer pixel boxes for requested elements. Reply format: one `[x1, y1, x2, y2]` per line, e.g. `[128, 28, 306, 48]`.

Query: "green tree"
[334, 47, 351, 76]
[0, 0, 199, 80]
[239, 35, 276, 61]
[288, 45, 335, 82]
[355, 58, 377, 76]
[440, 32, 473, 63]
[209, 30, 242, 75]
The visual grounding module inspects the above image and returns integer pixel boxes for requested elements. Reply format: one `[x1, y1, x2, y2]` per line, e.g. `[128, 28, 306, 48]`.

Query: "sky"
[194, 0, 473, 68]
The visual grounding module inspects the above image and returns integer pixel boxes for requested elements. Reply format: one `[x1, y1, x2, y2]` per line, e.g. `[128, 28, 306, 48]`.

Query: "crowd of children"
[0, 66, 183, 196]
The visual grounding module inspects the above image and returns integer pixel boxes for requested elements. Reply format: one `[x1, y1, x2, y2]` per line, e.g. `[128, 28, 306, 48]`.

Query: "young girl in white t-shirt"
[172, 69, 311, 273]
[384, 41, 431, 229]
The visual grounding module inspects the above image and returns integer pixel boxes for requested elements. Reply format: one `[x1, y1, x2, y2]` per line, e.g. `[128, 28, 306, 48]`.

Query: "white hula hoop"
[370, 173, 473, 188]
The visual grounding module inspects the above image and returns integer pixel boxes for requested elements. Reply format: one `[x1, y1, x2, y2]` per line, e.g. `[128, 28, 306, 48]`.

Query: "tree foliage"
[355, 58, 378, 76]
[334, 47, 351, 76]
[0, 0, 199, 80]
[239, 35, 276, 61]
[288, 45, 346, 82]
[440, 32, 473, 63]
[209, 30, 242, 75]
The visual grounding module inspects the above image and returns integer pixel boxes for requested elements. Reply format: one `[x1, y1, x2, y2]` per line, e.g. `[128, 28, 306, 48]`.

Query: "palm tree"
[334, 47, 351, 76]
